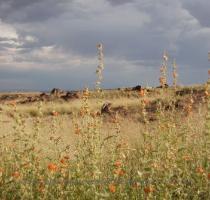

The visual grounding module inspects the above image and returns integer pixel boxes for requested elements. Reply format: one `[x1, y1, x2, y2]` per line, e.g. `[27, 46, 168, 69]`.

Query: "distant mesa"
[11, 88, 82, 104]
[61, 91, 80, 101]
[132, 85, 142, 91]
[40, 93, 50, 101]
[50, 88, 65, 97]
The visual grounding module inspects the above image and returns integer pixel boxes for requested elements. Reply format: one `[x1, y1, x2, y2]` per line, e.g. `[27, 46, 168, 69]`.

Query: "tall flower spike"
[172, 59, 178, 89]
[159, 50, 169, 88]
[163, 50, 168, 61]
[96, 43, 104, 92]
[205, 53, 210, 136]
[208, 52, 210, 82]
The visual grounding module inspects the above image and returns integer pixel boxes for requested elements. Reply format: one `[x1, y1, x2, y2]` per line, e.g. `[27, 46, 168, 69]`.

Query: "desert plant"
[172, 59, 178, 89]
[159, 50, 169, 88]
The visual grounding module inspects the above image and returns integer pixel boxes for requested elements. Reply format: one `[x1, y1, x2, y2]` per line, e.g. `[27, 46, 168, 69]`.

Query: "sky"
[0, 0, 210, 91]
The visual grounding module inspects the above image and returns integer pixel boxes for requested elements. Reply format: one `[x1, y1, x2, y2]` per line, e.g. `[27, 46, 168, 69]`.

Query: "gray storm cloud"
[0, 0, 68, 22]
[106, 0, 135, 6]
[0, 0, 209, 91]
[182, 0, 210, 27]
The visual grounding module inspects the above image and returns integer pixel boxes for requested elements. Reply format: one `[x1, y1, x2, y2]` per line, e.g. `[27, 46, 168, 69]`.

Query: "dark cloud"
[0, 0, 69, 23]
[0, 0, 209, 91]
[182, 0, 210, 27]
[0, 0, 42, 10]
[106, 0, 134, 6]
[0, 64, 96, 91]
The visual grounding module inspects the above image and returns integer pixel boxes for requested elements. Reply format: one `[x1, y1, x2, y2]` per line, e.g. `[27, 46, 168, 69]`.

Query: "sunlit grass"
[0, 84, 209, 199]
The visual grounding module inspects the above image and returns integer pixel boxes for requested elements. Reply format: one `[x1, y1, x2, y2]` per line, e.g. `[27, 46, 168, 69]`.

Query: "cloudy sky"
[0, 0, 209, 91]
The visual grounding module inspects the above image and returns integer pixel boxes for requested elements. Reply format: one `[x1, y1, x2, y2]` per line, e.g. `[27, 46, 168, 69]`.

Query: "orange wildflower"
[60, 158, 66, 164]
[208, 173, 210, 180]
[109, 183, 116, 193]
[144, 185, 154, 194]
[139, 89, 146, 97]
[12, 171, 20, 179]
[196, 167, 205, 174]
[48, 163, 58, 172]
[52, 111, 59, 117]
[114, 168, 125, 176]
[114, 160, 122, 168]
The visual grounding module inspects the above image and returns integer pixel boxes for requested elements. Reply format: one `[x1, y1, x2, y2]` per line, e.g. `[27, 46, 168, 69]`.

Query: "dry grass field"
[0, 0, 209, 199]
[0, 84, 210, 199]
